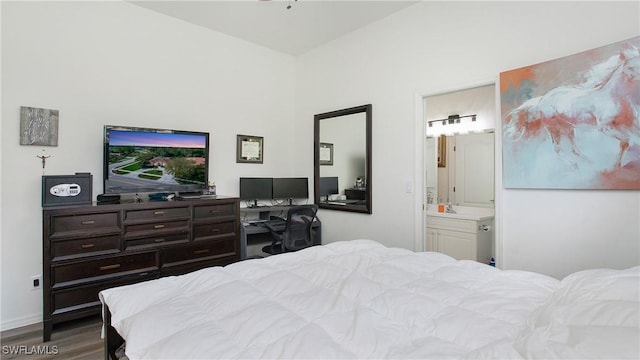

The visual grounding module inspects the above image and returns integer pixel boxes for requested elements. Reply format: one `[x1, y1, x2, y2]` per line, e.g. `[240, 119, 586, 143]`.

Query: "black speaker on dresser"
[42, 173, 92, 207]
[97, 193, 121, 205]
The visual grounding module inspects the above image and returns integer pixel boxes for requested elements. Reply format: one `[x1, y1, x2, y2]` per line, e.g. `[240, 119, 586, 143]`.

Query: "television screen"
[319, 176, 339, 196]
[273, 177, 308, 200]
[104, 125, 209, 195]
[239, 177, 273, 203]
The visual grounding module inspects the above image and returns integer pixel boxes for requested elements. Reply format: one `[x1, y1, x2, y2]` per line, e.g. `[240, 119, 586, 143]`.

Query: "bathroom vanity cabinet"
[426, 212, 493, 264]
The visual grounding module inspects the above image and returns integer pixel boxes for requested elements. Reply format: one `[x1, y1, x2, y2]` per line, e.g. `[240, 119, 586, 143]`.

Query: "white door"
[452, 132, 494, 207]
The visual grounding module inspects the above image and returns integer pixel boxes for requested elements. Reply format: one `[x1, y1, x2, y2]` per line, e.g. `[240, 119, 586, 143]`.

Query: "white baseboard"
[1, 314, 41, 332]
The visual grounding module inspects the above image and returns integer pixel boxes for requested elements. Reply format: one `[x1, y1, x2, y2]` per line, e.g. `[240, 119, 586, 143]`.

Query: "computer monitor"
[273, 177, 308, 204]
[319, 176, 339, 196]
[239, 177, 272, 207]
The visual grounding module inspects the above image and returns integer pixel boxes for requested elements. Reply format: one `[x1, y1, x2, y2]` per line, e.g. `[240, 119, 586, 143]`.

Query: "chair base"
[262, 244, 283, 255]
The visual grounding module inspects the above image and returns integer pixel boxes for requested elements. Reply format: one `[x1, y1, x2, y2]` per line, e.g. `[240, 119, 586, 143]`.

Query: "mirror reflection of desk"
[345, 188, 366, 200]
[239, 206, 321, 259]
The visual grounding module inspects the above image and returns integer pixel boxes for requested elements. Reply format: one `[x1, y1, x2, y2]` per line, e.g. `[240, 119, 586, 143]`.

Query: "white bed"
[100, 239, 639, 359]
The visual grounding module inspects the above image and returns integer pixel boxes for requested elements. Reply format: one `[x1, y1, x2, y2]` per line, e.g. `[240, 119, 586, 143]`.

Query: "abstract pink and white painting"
[500, 37, 639, 189]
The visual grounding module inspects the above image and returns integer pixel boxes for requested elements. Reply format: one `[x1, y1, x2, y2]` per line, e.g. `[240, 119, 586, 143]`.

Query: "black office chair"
[262, 204, 319, 255]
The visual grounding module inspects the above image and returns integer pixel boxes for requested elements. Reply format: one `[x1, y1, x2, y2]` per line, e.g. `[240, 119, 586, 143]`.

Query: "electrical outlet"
[31, 275, 42, 290]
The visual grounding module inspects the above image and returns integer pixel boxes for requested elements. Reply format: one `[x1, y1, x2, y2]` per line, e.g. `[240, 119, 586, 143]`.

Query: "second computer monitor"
[273, 177, 308, 202]
[319, 176, 339, 196]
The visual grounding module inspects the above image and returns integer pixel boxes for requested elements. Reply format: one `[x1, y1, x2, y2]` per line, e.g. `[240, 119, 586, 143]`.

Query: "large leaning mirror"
[314, 104, 372, 214]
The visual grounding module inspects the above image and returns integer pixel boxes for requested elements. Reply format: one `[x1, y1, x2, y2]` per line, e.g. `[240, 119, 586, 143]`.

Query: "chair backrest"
[282, 204, 319, 251]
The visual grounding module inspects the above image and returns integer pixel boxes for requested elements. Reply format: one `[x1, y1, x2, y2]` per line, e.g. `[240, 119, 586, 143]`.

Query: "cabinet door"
[425, 227, 438, 252]
[437, 229, 477, 261]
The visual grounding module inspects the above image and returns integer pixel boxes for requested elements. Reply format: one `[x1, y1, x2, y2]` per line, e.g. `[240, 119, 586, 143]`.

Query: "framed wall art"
[20, 106, 59, 146]
[319, 142, 333, 165]
[236, 134, 263, 164]
[500, 36, 639, 190]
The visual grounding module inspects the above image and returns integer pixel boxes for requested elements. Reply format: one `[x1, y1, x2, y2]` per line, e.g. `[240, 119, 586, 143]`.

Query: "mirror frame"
[314, 104, 372, 214]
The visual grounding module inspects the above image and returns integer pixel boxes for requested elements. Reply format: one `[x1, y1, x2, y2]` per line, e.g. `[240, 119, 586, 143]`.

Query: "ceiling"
[130, 1, 417, 55]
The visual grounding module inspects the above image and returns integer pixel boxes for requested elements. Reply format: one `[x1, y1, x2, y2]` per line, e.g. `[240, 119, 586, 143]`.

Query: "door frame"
[413, 78, 503, 267]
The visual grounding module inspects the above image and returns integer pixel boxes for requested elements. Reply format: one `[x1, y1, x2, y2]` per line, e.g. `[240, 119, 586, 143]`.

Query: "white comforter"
[99, 240, 638, 359]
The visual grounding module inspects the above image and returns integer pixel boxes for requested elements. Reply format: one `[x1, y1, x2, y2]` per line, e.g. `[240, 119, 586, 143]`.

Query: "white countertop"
[426, 206, 494, 221]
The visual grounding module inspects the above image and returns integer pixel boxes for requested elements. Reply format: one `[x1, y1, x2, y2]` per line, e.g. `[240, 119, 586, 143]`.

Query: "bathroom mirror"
[426, 132, 495, 207]
[314, 104, 372, 214]
[424, 84, 495, 208]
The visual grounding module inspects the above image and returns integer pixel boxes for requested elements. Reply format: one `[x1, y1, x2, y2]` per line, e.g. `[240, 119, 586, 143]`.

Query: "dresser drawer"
[125, 207, 189, 222]
[125, 220, 189, 238]
[125, 233, 189, 250]
[50, 212, 120, 237]
[51, 272, 157, 315]
[51, 235, 120, 261]
[163, 239, 236, 266]
[52, 252, 159, 288]
[193, 203, 236, 220]
[193, 221, 237, 241]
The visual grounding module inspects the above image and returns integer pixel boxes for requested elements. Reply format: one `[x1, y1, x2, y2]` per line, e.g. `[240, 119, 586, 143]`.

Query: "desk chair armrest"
[263, 222, 279, 233]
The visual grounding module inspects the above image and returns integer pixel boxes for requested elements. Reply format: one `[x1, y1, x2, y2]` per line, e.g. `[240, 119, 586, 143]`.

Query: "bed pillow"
[514, 266, 639, 359]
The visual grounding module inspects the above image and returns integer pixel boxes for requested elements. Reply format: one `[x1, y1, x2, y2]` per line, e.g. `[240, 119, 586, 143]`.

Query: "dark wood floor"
[0, 316, 103, 360]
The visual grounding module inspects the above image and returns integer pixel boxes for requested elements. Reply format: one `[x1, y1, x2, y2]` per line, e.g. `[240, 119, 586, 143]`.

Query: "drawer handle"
[99, 264, 121, 271]
[154, 224, 166, 229]
[194, 249, 209, 255]
[209, 210, 220, 214]
[153, 211, 165, 216]
[210, 228, 220, 233]
[81, 220, 95, 225]
[154, 238, 165, 243]
[80, 243, 95, 249]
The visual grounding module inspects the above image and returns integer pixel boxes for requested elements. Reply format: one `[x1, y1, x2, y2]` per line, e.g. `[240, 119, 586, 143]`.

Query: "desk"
[345, 188, 366, 200]
[240, 206, 321, 259]
[240, 205, 292, 220]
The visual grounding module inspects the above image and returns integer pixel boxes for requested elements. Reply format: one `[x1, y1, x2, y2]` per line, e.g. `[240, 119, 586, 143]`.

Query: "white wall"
[294, 1, 639, 277]
[0, 1, 296, 330]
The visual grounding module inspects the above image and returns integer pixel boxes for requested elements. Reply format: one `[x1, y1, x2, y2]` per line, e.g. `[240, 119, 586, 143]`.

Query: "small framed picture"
[236, 134, 263, 163]
[20, 106, 59, 146]
[319, 142, 333, 165]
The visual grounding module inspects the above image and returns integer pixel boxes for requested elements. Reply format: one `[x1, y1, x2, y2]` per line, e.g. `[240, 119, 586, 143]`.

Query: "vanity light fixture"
[428, 114, 477, 127]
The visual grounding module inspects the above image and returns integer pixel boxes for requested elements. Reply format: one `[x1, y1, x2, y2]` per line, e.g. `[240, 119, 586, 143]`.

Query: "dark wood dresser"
[42, 196, 240, 341]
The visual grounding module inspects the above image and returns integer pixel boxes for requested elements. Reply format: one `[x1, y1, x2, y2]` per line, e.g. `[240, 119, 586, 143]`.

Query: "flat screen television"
[239, 177, 273, 207]
[273, 177, 308, 204]
[103, 125, 209, 195]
